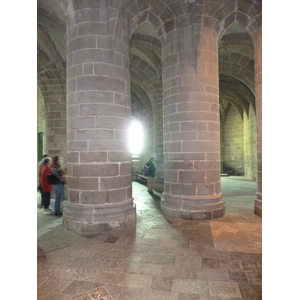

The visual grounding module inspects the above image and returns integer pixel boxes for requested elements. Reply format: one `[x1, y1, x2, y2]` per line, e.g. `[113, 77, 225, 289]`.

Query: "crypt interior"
[37, 0, 262, 299]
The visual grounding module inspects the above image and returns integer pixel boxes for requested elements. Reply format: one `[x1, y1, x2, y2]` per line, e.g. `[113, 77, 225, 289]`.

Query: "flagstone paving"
[37, 176, 262, 299]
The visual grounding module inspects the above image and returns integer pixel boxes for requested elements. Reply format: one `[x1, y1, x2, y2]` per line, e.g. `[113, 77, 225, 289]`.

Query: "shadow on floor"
[37, 176, 261, 300]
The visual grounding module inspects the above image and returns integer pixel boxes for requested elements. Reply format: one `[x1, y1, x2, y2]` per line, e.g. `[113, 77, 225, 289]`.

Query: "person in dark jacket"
[51, 156, 65, 216]
[144, 157, 156, 193]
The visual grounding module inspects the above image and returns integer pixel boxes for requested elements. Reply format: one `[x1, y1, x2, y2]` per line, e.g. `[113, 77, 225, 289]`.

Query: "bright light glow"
[128, 120, 143, 154]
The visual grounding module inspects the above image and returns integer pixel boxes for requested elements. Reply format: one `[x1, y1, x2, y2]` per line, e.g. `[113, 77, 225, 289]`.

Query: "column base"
[63, 199, 136, 236]
[154, 178, 164, 193]
[161, 192, 225, 220]
[254, 192, 262, 217]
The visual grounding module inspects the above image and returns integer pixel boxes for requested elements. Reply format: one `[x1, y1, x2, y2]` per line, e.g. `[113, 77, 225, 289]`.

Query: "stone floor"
[37, 176, 262, 299]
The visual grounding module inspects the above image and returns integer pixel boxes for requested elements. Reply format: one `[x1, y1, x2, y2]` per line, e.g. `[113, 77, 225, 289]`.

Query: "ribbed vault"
[37, 0, 259, 139]
[130, 24, 162, 121]
[37, 0, 259, 125]
[218, 23, 255, 123]
[37, 4, 66, 99]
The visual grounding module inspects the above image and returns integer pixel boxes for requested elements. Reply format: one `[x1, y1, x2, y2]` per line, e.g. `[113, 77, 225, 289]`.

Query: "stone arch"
[218, 19, 257, 179]
[37, 25, 66, 99]
[129, 16, 164, 190]
[207, 0, 262, 44]
[124, 0, 194, 41]
[37, 5, 67, 162]
[127, 8, 167, 41]
[219, 75, 255, 120]
[218, 22, 255, 94]
[37, 6, 66, 101]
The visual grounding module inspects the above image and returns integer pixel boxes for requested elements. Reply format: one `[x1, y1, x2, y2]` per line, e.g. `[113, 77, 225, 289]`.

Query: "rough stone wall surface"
[44, 100, 67, 164]
[37, 87, 44, 134]
[243, 106, 257, 180]
[250, 106, 257, 180]
[223, 105, 244, 175]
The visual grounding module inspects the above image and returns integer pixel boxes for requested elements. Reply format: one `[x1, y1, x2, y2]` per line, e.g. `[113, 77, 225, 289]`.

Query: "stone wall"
[223, 105, 244, 175]
[243, 106, 257, 180]
[37, 87, 44, 135]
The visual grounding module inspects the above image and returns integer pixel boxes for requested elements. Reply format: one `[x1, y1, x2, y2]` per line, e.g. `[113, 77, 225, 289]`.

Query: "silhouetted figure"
[144, 157, 156, 193]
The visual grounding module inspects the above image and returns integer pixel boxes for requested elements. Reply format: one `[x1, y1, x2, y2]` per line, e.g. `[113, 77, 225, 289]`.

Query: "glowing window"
[128, 120, 143, 155]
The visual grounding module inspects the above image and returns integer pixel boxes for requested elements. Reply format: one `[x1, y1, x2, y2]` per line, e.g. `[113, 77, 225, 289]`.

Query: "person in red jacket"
[39, 157, 53, 209]
[38, 154, 48, 207]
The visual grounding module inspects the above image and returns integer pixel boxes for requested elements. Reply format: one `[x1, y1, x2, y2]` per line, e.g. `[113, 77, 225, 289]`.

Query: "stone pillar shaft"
[161, 26, 225, 219]
[254, 26, 262, 217]
[63, 3, 136, 235]
[153, 94, 164, 192]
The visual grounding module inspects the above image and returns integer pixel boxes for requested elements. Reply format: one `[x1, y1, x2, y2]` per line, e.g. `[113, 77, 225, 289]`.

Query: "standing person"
[144, 157, 156, 194]
[38, 154, 48, 171]
[38, 154, 48, 207]
[40, 157, 52, 210]
[51, 156, 65, 216]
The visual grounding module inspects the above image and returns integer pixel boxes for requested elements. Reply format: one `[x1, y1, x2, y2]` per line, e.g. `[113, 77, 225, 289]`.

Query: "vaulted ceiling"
[37, 0, 256, 122]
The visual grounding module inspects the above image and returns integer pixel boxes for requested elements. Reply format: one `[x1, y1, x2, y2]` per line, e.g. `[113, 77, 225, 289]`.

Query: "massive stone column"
[153, 94, 164, 192]
[161, 25, 225, 219]
[254, 26, 262, 217]
[63, 1, 136, 235]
